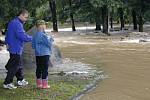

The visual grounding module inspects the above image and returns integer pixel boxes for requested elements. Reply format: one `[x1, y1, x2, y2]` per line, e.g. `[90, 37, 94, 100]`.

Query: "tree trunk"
[110, 15, 113, 29]
[102, 5, 109, 35]
[132, 9, 137, 30]
[118, 8, 124, 30]
[31, 9, 36, 17]
[49, 0, 58, 32]
[110, 7, 114, 29]
[20, 0, 25, 8]
[95, 22, 101, 30]
[69, 0, 76, 31]
[95, 7, 101, 30]
[138, 14, 143, 32]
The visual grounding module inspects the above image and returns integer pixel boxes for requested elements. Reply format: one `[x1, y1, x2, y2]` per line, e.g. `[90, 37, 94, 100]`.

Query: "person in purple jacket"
[3, 9, 32, 89]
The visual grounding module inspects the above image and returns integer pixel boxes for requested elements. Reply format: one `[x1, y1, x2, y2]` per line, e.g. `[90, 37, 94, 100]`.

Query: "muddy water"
[55, 34, 150, 100]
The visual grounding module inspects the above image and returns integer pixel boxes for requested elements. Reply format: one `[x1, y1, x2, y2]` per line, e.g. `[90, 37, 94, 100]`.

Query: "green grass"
[0, 73, 91, 100]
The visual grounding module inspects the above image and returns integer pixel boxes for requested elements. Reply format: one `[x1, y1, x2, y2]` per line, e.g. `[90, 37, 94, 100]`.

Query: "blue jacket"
[5, 17, 32, 55]
[32, 31, 54, 56]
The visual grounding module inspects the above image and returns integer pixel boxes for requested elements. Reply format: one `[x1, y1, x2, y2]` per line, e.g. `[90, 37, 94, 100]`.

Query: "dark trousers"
[36, 55, 50, 79]
[4, 53, 24, 84]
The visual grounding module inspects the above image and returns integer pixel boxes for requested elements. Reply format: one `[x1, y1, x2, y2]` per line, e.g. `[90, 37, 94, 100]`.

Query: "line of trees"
[0, 0, 150, 34]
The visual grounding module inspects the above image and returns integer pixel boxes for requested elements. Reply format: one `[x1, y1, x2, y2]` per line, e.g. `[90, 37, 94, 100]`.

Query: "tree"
[0, 0, 48, 29]
[90, 0, 109, 34]
[69, 0, 76, 31]
[49, 0, 58, 32]
[90, 0, 120, 34]
[118, 7, 124, 30]
[128, 0, 150, 32]
[95, 7, 102, 30]
[132, 9, 137, 30]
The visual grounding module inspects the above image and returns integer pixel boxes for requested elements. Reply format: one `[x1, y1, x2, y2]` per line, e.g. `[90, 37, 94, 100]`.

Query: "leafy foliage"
[0, 0, 150, 30]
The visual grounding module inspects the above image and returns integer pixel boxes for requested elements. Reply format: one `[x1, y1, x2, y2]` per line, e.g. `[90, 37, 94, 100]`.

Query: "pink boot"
[36, 79, 42, 88]
[42, 79, 50, 89]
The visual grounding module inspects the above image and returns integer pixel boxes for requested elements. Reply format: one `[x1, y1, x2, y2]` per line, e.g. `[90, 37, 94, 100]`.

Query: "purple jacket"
[5, 17, 32, 55]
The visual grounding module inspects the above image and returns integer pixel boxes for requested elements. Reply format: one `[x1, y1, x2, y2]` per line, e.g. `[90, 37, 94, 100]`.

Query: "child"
[32, 20, 54, 89]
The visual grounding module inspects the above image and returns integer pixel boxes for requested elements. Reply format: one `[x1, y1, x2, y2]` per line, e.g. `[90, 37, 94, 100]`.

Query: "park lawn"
[0, 73, 91, 100]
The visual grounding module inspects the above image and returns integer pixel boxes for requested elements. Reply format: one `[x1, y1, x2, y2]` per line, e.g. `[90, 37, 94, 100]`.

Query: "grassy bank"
[0, 72, 92, 100]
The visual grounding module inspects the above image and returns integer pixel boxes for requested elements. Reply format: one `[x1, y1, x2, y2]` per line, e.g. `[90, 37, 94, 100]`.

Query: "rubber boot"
[36, 79, 42, 88]
[42, 79, 50, 89]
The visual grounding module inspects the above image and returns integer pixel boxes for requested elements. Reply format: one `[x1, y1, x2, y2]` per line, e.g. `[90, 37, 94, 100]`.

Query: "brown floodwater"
[55, 33, 150, 100]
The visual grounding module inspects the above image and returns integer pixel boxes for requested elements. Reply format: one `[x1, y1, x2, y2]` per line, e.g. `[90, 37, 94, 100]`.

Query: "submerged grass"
[0, 73, 91, 100]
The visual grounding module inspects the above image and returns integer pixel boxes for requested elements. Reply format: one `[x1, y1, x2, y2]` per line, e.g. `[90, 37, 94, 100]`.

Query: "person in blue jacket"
[3, 9, 32, 89]
[32, 20, 54, 89]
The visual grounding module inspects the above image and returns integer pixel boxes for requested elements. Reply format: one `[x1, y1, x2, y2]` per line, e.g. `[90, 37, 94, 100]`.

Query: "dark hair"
[18, 9, 29, 16]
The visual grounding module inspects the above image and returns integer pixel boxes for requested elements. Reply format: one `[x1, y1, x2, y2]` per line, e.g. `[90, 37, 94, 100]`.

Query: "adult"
[3, 9, 32, 89]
